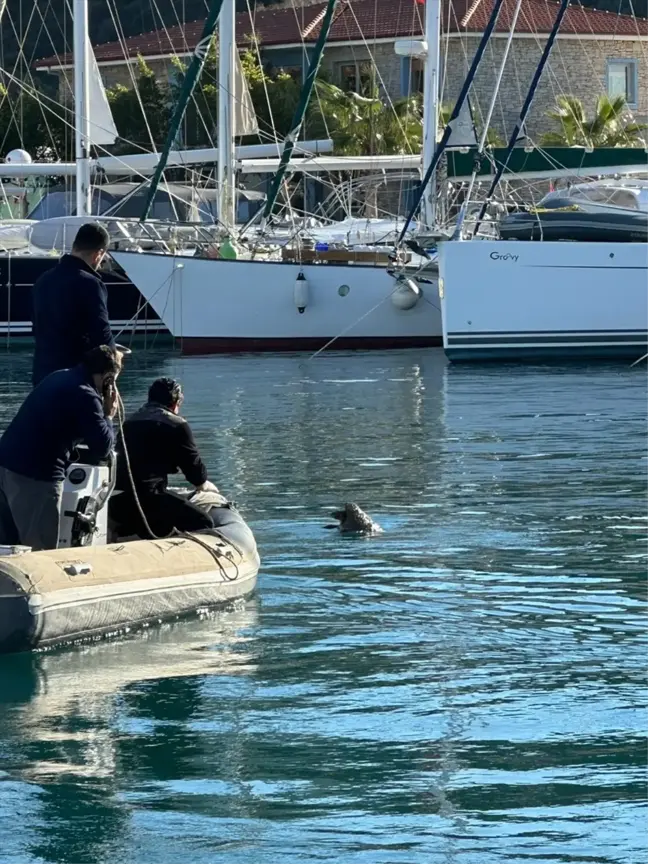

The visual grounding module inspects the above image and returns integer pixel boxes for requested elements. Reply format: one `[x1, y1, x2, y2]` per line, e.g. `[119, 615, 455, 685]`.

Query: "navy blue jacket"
[31, 254, 115, 386]
[0, 365, 114, 482]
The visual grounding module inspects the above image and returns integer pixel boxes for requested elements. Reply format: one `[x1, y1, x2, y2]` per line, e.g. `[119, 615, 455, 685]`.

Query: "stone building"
[36, 0, 647, 140]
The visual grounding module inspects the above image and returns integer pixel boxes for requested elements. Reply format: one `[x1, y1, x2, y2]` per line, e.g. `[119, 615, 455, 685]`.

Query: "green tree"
[167, 37, 305, 147]
[100, 39, 428, 157]
[167, 37, 301, 147]
[106, 56, 169, 151]
[241, 44, 424, 154]
[240, 41, 303, 140]
[540, 94, 647, 147]
[0, 82, 70, 159]
[309, 81, 423, 155]
[168, 41, 219, 148]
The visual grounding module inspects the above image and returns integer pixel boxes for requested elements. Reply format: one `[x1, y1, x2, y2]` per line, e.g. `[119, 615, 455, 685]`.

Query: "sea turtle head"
[330, 507, 348, 522]
[332, 503, 377, 533]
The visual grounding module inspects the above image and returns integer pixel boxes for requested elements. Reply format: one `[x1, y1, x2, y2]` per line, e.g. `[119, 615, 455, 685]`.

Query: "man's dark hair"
[83, 345, 121, 376]
[148, 377, 182, 408]
[72, 222, 110, 253]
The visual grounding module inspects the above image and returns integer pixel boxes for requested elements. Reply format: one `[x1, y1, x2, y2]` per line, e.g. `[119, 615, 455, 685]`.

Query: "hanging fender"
[391, 276, 422, 311]
[294, 272, 309, 313]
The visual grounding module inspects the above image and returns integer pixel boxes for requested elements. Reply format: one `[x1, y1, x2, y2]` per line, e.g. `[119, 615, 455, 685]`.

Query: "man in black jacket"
[0, 346, 119, 551]
[31, 222, 116, 386]
[110, 377, 215, 539]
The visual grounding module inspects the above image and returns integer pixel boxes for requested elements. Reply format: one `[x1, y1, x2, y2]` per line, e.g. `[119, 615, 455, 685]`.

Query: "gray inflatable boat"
[0, 476, 259, 653]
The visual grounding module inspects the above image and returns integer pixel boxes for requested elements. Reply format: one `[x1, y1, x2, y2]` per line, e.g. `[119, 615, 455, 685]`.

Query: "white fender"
[294, 272, 309, 313]
[391, 277, 422, 311]
[5, 149, 32, 165]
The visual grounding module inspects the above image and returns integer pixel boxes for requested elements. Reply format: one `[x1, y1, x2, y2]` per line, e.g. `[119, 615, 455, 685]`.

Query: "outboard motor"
[59, 451, 116, 548]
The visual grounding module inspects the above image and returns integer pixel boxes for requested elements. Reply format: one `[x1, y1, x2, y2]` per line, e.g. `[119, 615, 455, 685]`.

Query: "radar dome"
[5, 149, 32, 165]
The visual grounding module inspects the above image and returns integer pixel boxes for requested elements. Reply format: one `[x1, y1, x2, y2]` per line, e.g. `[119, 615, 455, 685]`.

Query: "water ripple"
[0, 350, 645, 864]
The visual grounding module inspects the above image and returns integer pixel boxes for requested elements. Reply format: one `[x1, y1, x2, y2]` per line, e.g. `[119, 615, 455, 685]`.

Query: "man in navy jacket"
[31, 222, 116, 386]
[0, 346, 120, 550]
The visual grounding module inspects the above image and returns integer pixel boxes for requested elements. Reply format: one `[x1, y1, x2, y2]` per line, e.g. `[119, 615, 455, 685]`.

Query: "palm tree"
[540, 94, 647, 147]
[310, 81, 423, 156]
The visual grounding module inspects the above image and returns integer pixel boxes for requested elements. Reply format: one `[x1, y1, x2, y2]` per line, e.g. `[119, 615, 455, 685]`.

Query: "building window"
[339, 61, 374, 95]
[606, 59, 638, 107]
[399, 57, 424, 98]
[410, 58, 424, 95]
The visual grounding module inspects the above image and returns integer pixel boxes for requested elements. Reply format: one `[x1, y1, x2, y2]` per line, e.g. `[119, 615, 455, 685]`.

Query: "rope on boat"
[305, 287, 397, 360]
[111, 261, 181, 342]
[305, 260, 441, 361]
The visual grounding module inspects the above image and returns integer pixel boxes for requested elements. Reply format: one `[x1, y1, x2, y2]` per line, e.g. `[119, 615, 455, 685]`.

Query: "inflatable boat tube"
[0, 522, 259, 653]
[499, 205, 648, 243]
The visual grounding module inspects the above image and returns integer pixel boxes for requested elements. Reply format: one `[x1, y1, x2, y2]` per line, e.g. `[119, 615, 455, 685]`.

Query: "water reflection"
[0, 350, 645, 864]
[1, 605, 258, 864]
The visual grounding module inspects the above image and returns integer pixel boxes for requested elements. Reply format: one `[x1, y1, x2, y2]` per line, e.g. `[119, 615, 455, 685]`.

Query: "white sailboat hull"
[438, 240, 648, 361]
[110, 252, 441, 352]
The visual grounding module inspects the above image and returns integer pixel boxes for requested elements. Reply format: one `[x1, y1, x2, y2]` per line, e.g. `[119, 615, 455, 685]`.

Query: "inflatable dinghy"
[0, 459, 259, 653]
[499, 203, 648, 243]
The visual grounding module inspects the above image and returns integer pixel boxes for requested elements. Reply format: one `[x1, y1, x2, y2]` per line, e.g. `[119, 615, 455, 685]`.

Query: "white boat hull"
[110, 252, 441, 353]
[438, 240, 648, 361]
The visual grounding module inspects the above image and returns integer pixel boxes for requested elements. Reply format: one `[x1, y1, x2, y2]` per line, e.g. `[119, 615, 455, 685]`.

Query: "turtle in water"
[325, 502, 382, 535]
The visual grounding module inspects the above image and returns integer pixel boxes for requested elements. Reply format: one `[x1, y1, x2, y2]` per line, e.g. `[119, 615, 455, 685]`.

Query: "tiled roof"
[36, 0, 647, 68]
[465, 0, 648, 34]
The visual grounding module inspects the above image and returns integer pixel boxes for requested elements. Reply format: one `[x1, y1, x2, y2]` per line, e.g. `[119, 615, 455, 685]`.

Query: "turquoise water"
[0, 349, 645, 864]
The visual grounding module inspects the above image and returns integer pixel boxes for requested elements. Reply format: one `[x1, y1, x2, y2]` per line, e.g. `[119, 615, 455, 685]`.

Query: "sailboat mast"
[73, 0, 92, 216]
[397, 0, 506, 244]
[472, 0, 571, 234]
[218, 0, 236, 228]
[422, 0, 441, 228]
[260, 0, 339, 226]
[140, 0, 226, 222]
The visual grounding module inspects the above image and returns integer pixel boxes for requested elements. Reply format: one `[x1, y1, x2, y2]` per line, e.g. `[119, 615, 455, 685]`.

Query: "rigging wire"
[115, 390, 239, 581]
[103, 0, 159, 153]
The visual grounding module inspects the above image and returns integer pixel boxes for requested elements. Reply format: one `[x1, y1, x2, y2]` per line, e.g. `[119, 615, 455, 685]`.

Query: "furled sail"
[233, 50, 258, 137]
[87, 38, 119, 146]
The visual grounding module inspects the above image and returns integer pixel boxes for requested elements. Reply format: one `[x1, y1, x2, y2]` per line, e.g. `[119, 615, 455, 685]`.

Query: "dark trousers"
[109, 488, 213, 539]
[0, 466, 62, 551]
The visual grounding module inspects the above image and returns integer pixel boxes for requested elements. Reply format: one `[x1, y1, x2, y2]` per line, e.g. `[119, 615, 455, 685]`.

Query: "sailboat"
[426, 0, 648, 362]
[0, 0, 439, 350]
[0, 0, 332, 345]
[0, 0, 441, 352]
[0, 0, 169, 344]
[107, 0, 443, 353]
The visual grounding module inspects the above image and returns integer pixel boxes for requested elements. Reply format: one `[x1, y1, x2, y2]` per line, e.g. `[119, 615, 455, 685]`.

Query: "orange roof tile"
[36, 0, 647, 68]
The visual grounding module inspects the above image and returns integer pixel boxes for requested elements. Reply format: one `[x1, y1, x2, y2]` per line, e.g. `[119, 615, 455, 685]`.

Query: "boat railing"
[93, 217, 226, 255]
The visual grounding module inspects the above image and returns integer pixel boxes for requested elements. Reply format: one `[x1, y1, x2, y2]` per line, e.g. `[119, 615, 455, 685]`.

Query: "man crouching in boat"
[0, 346, 120, 550]
[110, 377, 216, 539]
